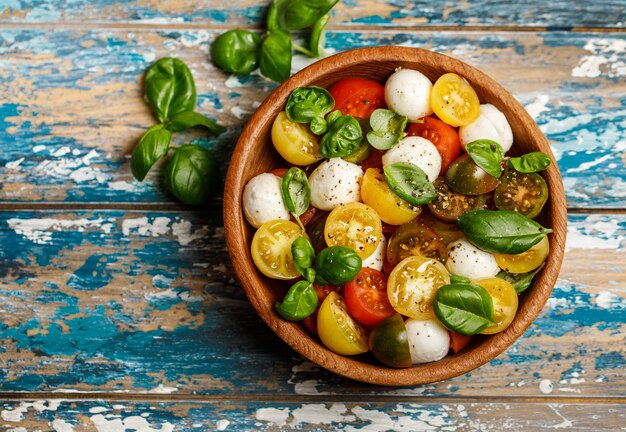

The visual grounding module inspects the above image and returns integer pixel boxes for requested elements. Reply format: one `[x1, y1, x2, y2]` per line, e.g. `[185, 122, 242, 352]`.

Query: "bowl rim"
[223, 46, 567, 386]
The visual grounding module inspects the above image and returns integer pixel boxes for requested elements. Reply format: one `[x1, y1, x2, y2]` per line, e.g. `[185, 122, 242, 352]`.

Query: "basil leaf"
[267, 2, 281, 32]
[131, 125, 172, 181]
[211, 29, 261, 75]
[326, 109, 342, 125]
[165, 111, 226, 134]
[457, 209, 552, 254]
[497, 263, 545, 294]
[165, 144, 218, 205]
[276, 281, 318, 321]
[366, 109, 408, 150]
[145, 58, 196, 123]
[310, 13, 330, 57]
[281, 167, 311, 222]
[433, 283, 496, 336]
[384, 162, 436, 205]
[274, 0, 339, 30]
[285, 86, 334, 134]
[508, 152, 552, 173]
[319, 115, 362, 158]
[315, 246, 362, 286]
[450, 274, 471, 284]
[465, 139, 504, 178]
[260, 30, 292, 83]
[291, 237, 316, 281]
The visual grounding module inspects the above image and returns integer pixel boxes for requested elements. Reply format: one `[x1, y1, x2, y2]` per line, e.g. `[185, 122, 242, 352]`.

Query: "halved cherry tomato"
[430, 73, 480, 127]
[317, 291, 368, 355]
[418, 212, 464, 246]
[251, 220, 304, 280]
[328, 78, 386, 118]
[324, 202, 383, 259]
[302, 283, 341, 335]
[406, 117, 461, 172]
[272, 111, 323, 166]
[449, 331, 472, 354]
[344, 268, 395, 326]
[387, 221, 447, 265]
[361, 168, 421, 225]
[474, 277, 518, 335]
[494, 235, 549, 274]
[369, 314, 412, 368]
[428, 177, 487, 222]
[445, 154, 499, 195]
[495, 170, 549, 219]
[359, 148, 384, 170]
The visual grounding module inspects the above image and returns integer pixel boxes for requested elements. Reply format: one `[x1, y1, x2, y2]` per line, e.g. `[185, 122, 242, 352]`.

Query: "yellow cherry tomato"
[430, 73, 480, 127]
[317, 291, 368, 355]
[251, 220, 304, 280]
[324, 202, 383, 260]
[475, 277, 518, 335]
[271, 111, 323, 166]
[361, 168, 421, 225]
[387, 255, 451, 320]
[494, 236, 549, 274]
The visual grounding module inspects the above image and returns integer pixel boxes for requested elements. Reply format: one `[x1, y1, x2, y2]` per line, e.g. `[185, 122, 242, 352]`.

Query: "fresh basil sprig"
[281, 167, 311, 229]
[457, 209, 552, 254]
[274, 0, 339, 30]
[310, 13, 330, 57]
[433, 283, 496, 336]
[319, 115, 362, 158]
[131, 125, 172, 181]
[291, 237, 316, 283]
[285, 86, 335, 135]
[465, 139, 504, 178]
[165, 145, 218, 205]
[384, 162, 436, 205]
[210, 30, 262, 75]
[145, 57, 196, 123]
[315, 246, 362, 286]
[276, 280, 318, 320]
[497, 263, 545, 294]
[508, 152, 552, 173]
[366, 109, 408, 150]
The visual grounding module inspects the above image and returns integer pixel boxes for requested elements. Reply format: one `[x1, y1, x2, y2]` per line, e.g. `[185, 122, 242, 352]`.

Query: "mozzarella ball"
[242, 173, 290, 228]
[362, 235, 386, 271]
[309, 158, 363, 211]
[446, 239, 500, 280]
[405, 318, 450, 364]
[384, 68, 433, 120]
[382, 136, 442, 182]
[459, 104, 514, 152]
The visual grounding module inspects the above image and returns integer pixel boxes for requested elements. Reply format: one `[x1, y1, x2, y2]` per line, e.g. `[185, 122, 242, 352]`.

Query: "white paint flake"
[524, 95, 550, 121]
[547, 404, 574, 429]
[230, 106, 251, 119]
[565, 216, 623, 252]
[122, 217, 171, 237]
[572, 38, 626, 78]
[539, 379, 554, 394]
[33, 144, 46, 152]
[52, 146, 71, 157]
[34, 148, 110, 184]
[565, 154, 612, 173]
[171, 220, 206, 246]
[89, 407, 109, 414]
[215, 419, 230, 430]
[7, 217, 107, 244]
[596, 290, 624, 309]
[1, 400, 61, 422]
[90, 414, 174, 432]
[255, 408, 290, 427]
[108, 180, 144, 192]
[52, 419, 75, 432]
[147, 384, 178, 394]
[5, 157, 24, 169]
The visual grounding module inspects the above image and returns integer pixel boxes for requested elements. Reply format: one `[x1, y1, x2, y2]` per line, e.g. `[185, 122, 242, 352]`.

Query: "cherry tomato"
[445, 154, 499, 195]
[298, 206, 317, 226]
[317, 291, 368, 355]
[359, 148, 384, 170]
[344, 268, 395, 326]
[430, 73, 480, 127]
[495, 169, 549, 219]
[449, 331, 472, 354]
[251, 220, 304, 280]
[361, 168, 421, 225]
[387, 255, 451, 320]
[324, 202, 383, 260]
[474, 277, 518, 335]
[387, 221, 448, 265]
[302, 283, 341, 336]
[406, 117, 461, 172]
[418, 212, 464, 246]
[428, 177, 487, 222]
[369, 314, 412, 368]
[272, 111, 323, 166]
[494, 235, 549, 274]
[270, 168, 289, 177]
[328, 78, 386, 118]
[307, 211, 329, 254]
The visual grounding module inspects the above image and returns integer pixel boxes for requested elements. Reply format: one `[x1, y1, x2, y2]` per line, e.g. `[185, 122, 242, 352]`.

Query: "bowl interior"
[223, 47, 567, 385]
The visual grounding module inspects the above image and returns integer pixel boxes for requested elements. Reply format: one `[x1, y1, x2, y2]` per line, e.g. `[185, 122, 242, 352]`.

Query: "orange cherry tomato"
[328, 78, 386, 118]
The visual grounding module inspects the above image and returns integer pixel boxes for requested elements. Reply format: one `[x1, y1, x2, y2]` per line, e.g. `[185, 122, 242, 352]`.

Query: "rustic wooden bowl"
[223, 46, 567, 385]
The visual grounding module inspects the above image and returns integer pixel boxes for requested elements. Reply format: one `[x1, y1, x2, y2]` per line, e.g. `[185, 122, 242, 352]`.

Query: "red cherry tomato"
[359, 148, 384, 171]
[270, 168, 289, 177]
[449, 331, 472, 354]
[328, 78, 386, 118]
[406, 116, 461, 173]
[344, 268, 395, 326]
[302, 283, 341, 336]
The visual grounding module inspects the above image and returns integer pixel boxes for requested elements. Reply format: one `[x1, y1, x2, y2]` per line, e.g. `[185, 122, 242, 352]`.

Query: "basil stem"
[165, 144, 219, 205]
[366, 109, 408, 150]
[457, 209, 552, 254]
[211, 29, 262, 75]
[315, 246, 362, 286]
[281, 167, 311, 229]
[497, 263, 545, 294]
[465, 139, 504, 178]
[131, 125, 172, 181]
[508, 152, 552, 173]
[260, 30, 292, 83]
[319, 115, 362, 158]
[433, 283, 496, 336]
[276, 280, 318, 321]
[165, 111, 226, 134]
[291, 237, 316, 283]
[144, 58, 196, 123]
[384, 162, 436, 205]
[273, 0, 339, 31]
[285, 86, 335, 135]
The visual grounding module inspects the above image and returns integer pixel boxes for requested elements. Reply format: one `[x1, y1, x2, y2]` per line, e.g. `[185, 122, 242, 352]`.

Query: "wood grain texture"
[0, 211, 623, 395]
[1, 0, 625, 28]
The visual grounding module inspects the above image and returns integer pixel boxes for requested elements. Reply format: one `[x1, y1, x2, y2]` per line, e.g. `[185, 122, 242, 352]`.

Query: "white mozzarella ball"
[361, 235, 386, 271]
[309, 158, 363, 211]
[446, 239, 500, 280]
[384, 69, 433, 120]
[382, 136, 442, 182]
[242, 173, 290, 228]
[459, 104, 514, 152]
[405, 318, 450, 364]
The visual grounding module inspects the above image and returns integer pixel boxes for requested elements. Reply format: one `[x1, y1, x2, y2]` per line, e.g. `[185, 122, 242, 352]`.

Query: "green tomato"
[368, 314, 412, 368]
[445, 154, 499, 195]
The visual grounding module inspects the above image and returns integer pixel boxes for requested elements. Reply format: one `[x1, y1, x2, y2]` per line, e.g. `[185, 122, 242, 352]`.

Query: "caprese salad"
[242, 68, 553, 368]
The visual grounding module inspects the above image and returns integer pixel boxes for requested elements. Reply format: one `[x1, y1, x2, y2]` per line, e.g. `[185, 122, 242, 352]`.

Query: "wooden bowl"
[223, 46, 567, 385]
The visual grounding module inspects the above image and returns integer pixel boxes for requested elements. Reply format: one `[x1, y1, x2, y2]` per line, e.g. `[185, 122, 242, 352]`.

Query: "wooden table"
[0, 1, 624, 430]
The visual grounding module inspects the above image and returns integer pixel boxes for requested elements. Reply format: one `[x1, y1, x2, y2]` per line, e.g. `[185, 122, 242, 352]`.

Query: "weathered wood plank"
[0, 30, 624, 207]
[1, 0, 625, 28]
[0, 399, 624, 431]
[0, 211, 623, 396]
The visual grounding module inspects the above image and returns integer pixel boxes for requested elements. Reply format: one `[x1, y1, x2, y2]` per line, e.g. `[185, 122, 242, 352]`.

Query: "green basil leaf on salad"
[465, 139, 504, 178]
[326, 109, 342, 125]
[449, 274, 472, 284]
[319, 115, 362, 158]
[285, 86, 334, 134]
[211, 29, 262, 75]
[165, 144, 219, 205]
[310, 13, 330, 57]
[281, 167, 311, 228]
[291, 237, 316, 281]
[260, 30, 293, 83]
[273, 0, 339, 31]
[384, 162, 436, 205]
[497, 263, 545, 294]
[145, 58, 197, 123]
[366, 108, 408, 150]
[433, 283, 496, 336]
[275, 280, 318, 321]
[315, 245, 362, 286]
[165, 111, 226, 134]
[131, 124, 172, 181]
[457, 209, 552, 254]
[508, 152, 552, 173]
